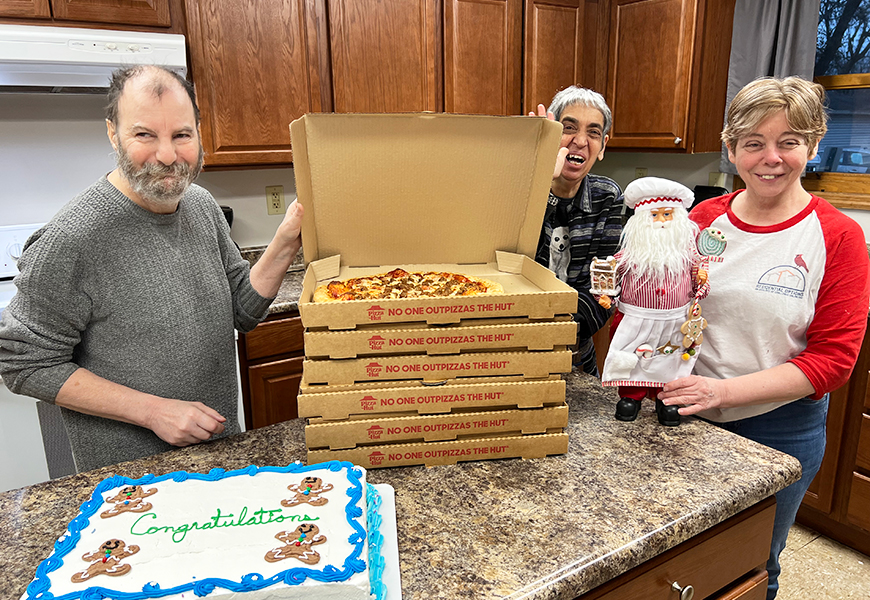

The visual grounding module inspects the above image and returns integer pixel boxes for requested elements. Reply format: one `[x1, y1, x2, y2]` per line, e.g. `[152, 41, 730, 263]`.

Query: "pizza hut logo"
[365, 362, 383, 377]
[368, 335, 386, 351]
[367, 425, 385, 440]
[359, 396, 377, 411]
[368, 305, 385, 321]
[368, 451, 386, 466]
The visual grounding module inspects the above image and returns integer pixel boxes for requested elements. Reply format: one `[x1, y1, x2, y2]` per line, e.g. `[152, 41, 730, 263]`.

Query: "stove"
[0, 222, 46, 315]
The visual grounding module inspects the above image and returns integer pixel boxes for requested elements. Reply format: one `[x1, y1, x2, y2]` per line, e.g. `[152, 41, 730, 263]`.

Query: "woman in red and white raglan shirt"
[658, 77, 870, 600]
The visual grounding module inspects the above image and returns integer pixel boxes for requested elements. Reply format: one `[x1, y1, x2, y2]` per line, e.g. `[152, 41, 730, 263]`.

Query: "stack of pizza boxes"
[291, 113, 578, 469]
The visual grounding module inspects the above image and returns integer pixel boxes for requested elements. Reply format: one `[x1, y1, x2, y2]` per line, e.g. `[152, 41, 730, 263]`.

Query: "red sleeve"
[789, 198, 870, 398]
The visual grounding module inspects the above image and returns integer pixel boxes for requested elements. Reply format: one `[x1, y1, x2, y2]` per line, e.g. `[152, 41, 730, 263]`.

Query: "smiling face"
[106, 73, 203, 213]
[727, 110, 817, 205]
[555, 104, 609, 195]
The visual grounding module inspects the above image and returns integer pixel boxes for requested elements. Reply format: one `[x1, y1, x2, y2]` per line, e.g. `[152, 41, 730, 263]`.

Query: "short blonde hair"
[721, 76, 827, 154]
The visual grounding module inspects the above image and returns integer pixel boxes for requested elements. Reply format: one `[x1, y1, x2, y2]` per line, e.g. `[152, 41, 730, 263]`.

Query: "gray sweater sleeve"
[209, 198, 273, 332]
[0, 225, 87, 400]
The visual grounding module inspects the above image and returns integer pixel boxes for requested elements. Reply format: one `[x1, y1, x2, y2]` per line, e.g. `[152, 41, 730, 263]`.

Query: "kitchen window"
[802, 0, 870, 209]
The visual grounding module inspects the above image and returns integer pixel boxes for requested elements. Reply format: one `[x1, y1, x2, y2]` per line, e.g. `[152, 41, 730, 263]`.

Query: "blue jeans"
[707, 395, 828, 600]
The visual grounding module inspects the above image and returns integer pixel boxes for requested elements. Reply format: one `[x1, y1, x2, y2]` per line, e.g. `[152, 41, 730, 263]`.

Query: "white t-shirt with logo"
[689, 193, 869, 422]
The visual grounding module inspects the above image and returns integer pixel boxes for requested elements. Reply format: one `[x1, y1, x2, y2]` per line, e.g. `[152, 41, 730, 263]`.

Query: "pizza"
[313, 268, 504, 302]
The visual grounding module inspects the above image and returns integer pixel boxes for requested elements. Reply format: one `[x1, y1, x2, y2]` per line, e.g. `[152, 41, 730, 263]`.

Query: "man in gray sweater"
[0, 66, 303, 472]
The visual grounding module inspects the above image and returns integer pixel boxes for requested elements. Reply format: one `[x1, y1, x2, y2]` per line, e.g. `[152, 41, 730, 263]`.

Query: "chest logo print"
[756, 264, 806, 299]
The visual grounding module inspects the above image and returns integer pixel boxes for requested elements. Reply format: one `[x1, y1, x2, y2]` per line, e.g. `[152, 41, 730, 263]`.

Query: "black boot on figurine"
[655, 399, 680, 427]
[615, 398, 642, 422]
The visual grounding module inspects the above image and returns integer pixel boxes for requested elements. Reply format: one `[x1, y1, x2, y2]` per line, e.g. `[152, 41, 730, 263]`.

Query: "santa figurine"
[592, 177, 711, 427]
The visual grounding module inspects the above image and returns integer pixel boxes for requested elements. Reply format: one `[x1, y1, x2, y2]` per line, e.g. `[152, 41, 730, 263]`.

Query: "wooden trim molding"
[802, 173, 870, 211]
[815, 73, 870, 90]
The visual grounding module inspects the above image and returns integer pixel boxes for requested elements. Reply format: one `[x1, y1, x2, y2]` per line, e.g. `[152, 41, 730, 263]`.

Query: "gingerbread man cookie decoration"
[100, 485, 158, 518]
[281, 476, 333, 507]
[680, 301, 707, 359]
[264, 523, 326, 565]
[70, 538, 139, 583]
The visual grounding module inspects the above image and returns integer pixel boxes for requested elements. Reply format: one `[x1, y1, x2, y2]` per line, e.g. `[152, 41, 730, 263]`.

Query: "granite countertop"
[0, 372, 800, 599]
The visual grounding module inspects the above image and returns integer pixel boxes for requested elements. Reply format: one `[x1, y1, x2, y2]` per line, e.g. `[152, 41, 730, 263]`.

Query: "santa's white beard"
[619, 208, 698, 279]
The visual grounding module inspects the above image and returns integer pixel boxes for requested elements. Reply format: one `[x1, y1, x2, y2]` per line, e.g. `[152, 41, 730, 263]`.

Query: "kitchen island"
[1, 372, 800, 599]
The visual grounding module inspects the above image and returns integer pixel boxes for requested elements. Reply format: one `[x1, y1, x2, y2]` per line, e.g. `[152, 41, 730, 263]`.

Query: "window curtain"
[720, 0, 822, 173]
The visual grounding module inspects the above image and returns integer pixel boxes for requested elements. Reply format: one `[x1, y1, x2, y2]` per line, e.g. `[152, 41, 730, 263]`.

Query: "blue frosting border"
[25, 461, 368, 600]
[365, 485, 387, 600]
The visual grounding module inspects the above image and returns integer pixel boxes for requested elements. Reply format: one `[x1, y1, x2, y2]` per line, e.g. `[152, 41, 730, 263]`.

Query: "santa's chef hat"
[624, 177, 694, 212]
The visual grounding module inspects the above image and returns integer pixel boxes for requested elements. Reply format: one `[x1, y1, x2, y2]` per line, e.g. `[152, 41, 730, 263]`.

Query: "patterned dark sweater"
[0, 177, 272, 472]
[535, 174, 624, 375]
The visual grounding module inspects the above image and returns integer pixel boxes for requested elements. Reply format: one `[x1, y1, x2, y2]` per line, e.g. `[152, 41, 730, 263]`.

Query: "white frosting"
[22, 463, 375, 600]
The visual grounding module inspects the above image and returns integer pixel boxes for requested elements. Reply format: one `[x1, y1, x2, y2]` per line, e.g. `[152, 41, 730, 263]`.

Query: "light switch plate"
[0, 223, 45, 279]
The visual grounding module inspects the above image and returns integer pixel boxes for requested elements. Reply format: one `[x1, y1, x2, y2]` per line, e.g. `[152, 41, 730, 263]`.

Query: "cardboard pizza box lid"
[290, 112, 562, 267]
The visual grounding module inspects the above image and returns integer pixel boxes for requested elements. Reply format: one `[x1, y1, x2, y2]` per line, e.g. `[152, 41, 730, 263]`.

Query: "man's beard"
[618, 207, 698, 279]
[115, 136, 203, 208]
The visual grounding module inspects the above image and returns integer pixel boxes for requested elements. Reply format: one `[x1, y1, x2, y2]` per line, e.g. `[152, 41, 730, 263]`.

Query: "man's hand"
[598, 295, 612, 309]
[144, 399, 227, 446]
[250, 200, 304, 298]
[56, 369, 229, 448]
[528, 103, 568, 180]
[273, 199, 304, 253]
[697, 268, 708, 286]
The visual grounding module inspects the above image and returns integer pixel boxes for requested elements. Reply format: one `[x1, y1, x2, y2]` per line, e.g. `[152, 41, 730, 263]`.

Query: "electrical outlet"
[266, 185, 285, 215]
[635, 167, 648, 178]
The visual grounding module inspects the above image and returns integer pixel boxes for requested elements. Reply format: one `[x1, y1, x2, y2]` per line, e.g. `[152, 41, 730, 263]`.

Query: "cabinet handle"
[671, 581, 695, 600]
[674, 137, 682, 145]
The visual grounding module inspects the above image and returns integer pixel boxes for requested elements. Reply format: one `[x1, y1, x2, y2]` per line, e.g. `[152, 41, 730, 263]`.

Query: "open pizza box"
[297, 375, 567, 420]
[305, 405, 569, 450]
[304, 315, 578, 359]
[290, 112, 577, 330]
[308, 432, 569, 468]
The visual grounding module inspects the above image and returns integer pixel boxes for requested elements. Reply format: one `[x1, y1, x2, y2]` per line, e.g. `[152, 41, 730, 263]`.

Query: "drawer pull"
[671, 581, 695, 600]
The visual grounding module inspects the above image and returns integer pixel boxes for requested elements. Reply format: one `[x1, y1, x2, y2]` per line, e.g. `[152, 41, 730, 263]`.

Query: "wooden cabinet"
[184, 0, 325, 167]
[579, 496, 775, 600]
[179, 0, 737, 166]
[605, 0, 735, 152]
[0, 0, 49, 18]
[0, 0, 174, 28]
[523, 0, 608, 115]
[443, 0, 521, 115]
[185, 0, 439, 167]
[237, 312, 305, 430]
[797, 319, 870, 557]
[329, 0, 438, 113]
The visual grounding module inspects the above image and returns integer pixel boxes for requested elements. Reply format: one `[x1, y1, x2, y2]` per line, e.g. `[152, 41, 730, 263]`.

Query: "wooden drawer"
[580, 497, 775, 600]
[846, 472, 870, 532]
[857, 414, 870, 472]
[243, 315, 304, 360]
[715, 569, 768, 600]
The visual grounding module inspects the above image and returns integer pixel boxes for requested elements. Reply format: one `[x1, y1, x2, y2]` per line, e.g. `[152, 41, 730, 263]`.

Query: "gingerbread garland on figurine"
[590, 177, 726, 426]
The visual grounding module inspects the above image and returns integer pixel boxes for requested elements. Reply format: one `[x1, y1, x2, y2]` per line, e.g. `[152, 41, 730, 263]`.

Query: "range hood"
[0, 24, 186, 92]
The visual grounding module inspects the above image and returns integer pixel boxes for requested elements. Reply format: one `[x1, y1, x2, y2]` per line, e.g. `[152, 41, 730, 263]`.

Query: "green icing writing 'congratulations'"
[130, 507, 320, 543]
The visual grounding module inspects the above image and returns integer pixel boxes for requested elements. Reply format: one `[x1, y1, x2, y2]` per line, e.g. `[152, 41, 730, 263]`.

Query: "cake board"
[373, 483, 402, 600]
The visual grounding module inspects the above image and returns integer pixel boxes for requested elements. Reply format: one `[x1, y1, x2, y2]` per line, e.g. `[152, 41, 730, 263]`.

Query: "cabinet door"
[444, 0, 522, 115]
[51, 0, 171, 26]
[328, 0, 438, 113]
[802, 380, 850, 513]
[606, 0, 695, 150]
[185, 0, 325, 166]
[248, 355, 304, 429]
[0, 0, 50, 18]
[523, 0, 608, 114]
